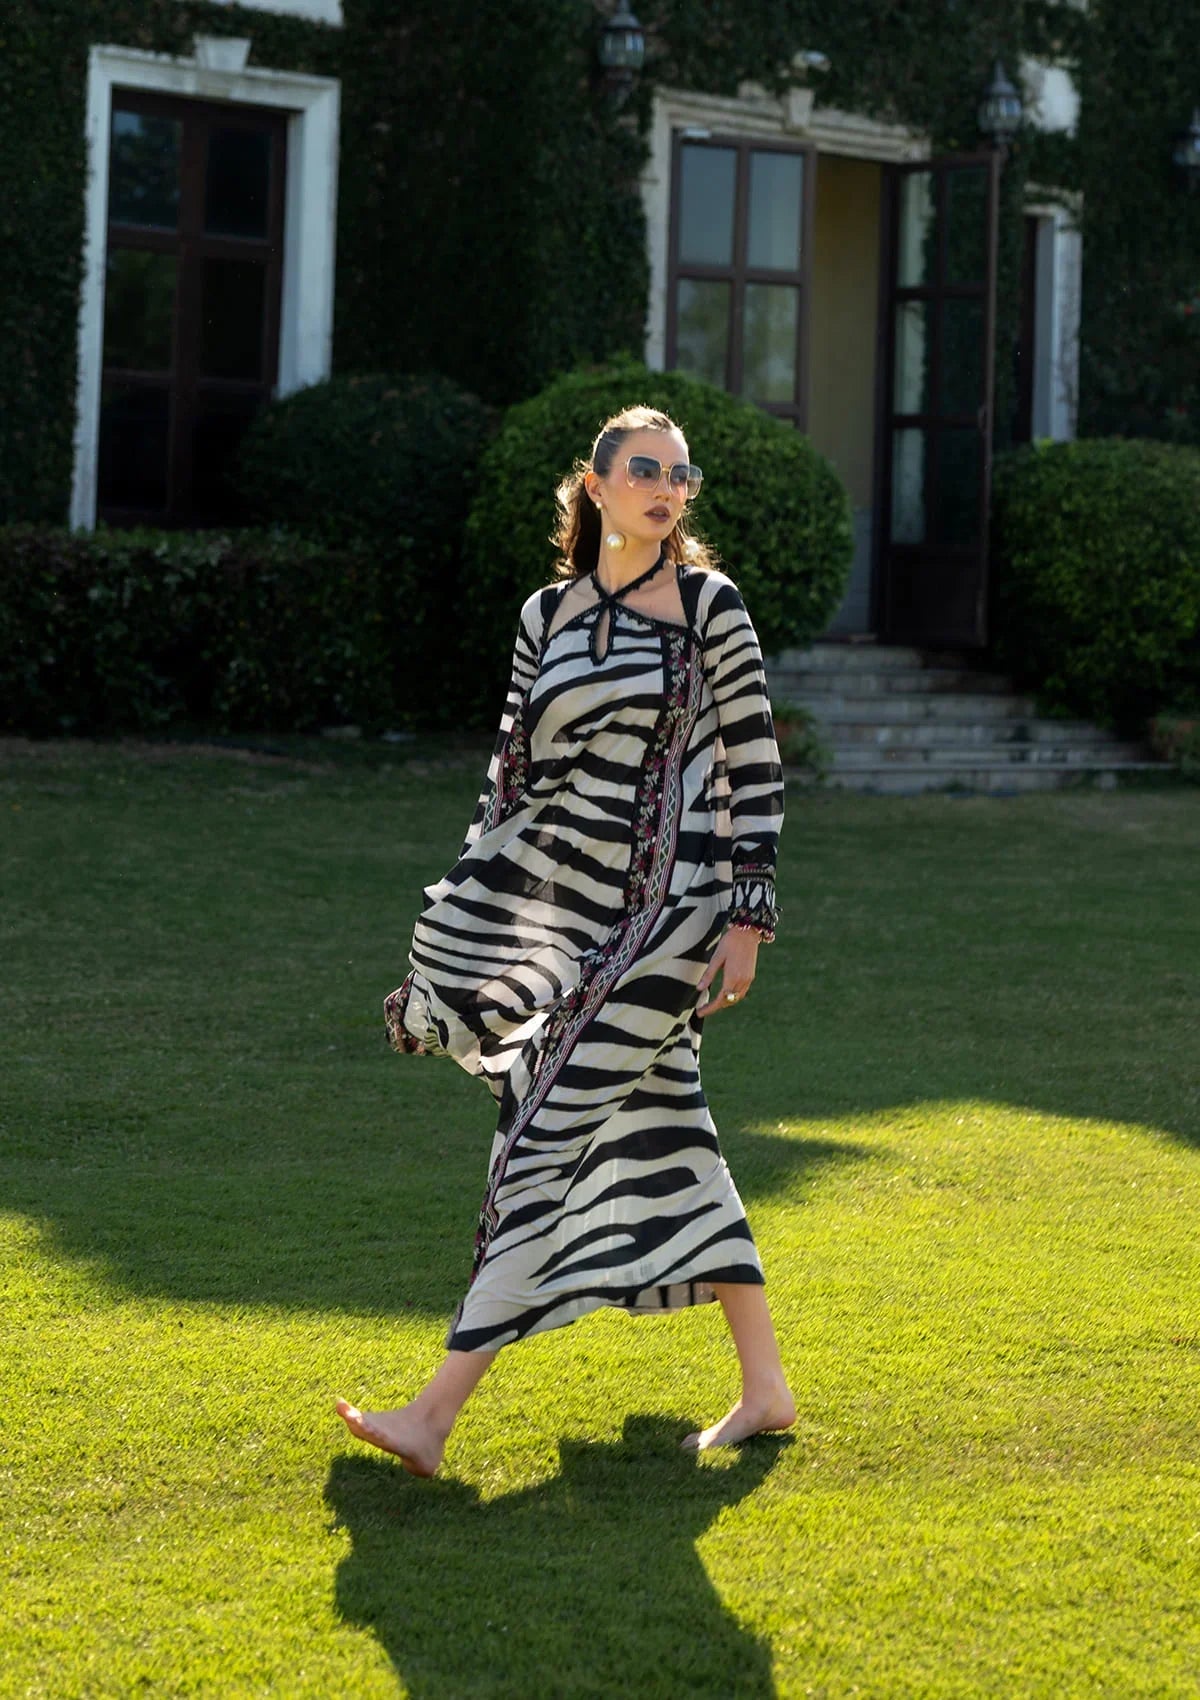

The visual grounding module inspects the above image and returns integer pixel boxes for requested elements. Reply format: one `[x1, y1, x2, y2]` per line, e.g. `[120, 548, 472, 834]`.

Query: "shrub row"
[991, 437, 1200, 729]
[0, 527, 399, 738]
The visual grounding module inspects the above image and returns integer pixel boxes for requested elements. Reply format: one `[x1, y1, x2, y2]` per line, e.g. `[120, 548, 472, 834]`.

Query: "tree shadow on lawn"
[325, 1414, 787, 1700]
[5, 1110, 876, 1316]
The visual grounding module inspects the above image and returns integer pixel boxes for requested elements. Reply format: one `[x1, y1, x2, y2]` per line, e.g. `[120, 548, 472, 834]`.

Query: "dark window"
[666, 134, 814, 429]
[98, 91, 287, 527]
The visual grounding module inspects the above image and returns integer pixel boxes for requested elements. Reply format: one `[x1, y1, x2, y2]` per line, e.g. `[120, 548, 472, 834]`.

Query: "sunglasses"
[624, 455, 704, 499]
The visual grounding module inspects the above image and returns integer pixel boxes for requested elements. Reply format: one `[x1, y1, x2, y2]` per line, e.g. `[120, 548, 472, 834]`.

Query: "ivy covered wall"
[2, 0, 1199, 526]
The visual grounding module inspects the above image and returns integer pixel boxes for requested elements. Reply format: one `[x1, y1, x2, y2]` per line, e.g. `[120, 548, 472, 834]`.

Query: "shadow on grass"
[5, 1127, 876, 1315]
[325, 1415, 787, 1700]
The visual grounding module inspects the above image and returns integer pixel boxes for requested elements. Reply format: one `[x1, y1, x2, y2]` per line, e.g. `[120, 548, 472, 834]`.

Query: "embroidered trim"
[383, 970, 427, 1054]
[729, 862, 778, 943]
[464, 626, 702, 1286]
[477, 698, 531, 839]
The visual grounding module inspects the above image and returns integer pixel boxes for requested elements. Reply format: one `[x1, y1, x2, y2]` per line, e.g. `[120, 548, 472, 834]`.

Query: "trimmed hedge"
[991, 437, 1200, 727]
[0, 526, 395, 737]
[462, 359, 853, 714]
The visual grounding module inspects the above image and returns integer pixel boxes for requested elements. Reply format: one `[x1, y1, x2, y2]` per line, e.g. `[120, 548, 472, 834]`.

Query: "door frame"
[872, 150, 1001, 647]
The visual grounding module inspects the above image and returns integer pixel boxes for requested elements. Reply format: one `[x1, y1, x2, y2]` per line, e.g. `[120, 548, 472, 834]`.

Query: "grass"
[2, 735, 1199, 1698]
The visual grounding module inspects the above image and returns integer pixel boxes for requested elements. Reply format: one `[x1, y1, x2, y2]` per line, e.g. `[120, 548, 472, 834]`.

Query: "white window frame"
[1024, 190, 1083, 441]
[71, 42, 341, 529]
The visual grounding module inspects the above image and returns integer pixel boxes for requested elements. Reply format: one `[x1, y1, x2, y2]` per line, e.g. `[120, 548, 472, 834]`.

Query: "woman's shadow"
[326, 1414, 787, 1699]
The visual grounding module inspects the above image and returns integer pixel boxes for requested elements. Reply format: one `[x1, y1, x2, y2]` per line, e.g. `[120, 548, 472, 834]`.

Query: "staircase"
[766, 642, 1170, 795]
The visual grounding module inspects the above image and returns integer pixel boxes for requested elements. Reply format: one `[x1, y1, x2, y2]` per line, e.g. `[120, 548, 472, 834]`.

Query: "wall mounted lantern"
[977, 59, 1023, 152]
[598, 5, 645, 108]
[1173, 109, 1200, 193]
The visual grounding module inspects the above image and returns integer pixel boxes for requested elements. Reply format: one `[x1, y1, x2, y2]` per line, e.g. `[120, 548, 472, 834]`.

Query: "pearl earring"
[605, 531, 626, 550]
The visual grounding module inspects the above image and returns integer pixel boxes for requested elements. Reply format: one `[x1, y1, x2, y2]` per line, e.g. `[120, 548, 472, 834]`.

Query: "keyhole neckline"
[591, 546, 669, 604]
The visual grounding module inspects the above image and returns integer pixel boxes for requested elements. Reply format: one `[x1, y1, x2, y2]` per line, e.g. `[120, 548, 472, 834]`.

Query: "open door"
[875, 153, 1001, 647]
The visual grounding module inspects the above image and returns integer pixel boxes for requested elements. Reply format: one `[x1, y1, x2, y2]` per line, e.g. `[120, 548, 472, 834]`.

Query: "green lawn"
[2, 738, 1198, 1698]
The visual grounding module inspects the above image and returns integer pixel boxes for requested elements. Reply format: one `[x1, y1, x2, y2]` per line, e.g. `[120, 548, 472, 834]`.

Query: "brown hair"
[551, 403, 717, 579]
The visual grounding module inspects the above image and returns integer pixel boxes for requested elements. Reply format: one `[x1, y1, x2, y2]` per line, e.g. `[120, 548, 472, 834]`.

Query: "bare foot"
[335, 1398, 444, 1477]
[681, 1391, 797, 1452]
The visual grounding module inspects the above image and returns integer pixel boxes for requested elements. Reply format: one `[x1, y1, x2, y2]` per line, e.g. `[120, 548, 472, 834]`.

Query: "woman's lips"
[646, 508, 670, 520]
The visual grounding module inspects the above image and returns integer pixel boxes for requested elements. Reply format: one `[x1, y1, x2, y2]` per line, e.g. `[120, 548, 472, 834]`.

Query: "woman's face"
[587, 428, 693, 549]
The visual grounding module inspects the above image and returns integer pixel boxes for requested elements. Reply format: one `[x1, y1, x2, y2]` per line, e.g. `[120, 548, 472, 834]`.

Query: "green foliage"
[232, 372, 494, 714]
[462, 359, 852, 713]
[1149, 710, 1200, 778]
[991, 438, 1200, 726]
[232, 372, 493, 556]
[770, 698, 830, 778]
[6, 0, 1200, 526]
[0, 524, 395, 736]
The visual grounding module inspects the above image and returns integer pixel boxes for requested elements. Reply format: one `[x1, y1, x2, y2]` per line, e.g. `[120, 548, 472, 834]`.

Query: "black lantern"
[598, 5, 645, 108]
[1173, 108, 1200, 193]
[977, 59, 1023, 150]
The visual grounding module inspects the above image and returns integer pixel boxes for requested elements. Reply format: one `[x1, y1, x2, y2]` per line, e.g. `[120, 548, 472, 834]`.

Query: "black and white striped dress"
[386, 555, 783, 1353]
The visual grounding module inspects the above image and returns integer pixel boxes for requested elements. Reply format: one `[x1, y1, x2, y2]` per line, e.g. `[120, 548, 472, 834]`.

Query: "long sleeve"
[461, 588, 548, 854]
[700, 576, 784, 941]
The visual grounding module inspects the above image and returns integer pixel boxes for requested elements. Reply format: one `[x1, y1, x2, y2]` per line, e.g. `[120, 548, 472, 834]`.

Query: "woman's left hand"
[696, 927, 761, 1017]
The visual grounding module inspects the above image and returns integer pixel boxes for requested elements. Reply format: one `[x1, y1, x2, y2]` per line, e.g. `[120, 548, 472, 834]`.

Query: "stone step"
[772, 643, 980, 672]
[780, 692, 1040, 724]
[768, 666, 1018, 696]
[828, 740, 1153, 769]
[816, 720, 1141, 751]
[791, 760, 1168, 796]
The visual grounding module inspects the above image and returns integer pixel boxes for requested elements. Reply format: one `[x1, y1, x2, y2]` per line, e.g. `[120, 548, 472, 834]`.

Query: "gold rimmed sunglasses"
[623, 455, 704, 500]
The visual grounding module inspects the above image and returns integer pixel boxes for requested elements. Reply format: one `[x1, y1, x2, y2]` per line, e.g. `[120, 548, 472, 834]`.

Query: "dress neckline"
[590, 546, 669, 604]
[585, 548, 673, 664]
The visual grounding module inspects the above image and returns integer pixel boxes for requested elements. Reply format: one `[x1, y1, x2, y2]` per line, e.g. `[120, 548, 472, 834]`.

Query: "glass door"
[877, 153, 1000, 645]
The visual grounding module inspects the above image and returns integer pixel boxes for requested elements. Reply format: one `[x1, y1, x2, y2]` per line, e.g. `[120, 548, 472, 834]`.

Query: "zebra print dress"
[385, 555, 783, 1353]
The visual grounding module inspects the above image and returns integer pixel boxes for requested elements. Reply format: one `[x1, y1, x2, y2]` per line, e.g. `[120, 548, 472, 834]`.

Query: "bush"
[0, 526, 395, 737]
[231, 373, 495, 719]
[1149, 711, 1200, 779]
[462, 359, 853, 714]
[991, 438, 1200, 728]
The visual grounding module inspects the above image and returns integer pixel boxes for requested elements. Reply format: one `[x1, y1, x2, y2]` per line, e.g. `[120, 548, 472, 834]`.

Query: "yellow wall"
[807, 154, 881, 509]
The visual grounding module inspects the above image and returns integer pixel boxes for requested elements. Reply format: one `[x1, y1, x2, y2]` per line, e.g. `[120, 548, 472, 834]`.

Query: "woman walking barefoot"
[337, 405, 795, 1476]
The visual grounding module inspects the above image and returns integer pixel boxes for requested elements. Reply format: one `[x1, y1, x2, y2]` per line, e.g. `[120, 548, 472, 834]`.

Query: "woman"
[337, 405, 795, 1476]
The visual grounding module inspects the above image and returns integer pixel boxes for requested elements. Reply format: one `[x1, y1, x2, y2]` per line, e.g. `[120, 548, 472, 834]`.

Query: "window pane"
[200, 259, 266, 380]
[945, 166, 988, 285]
[205, 127, 271, 240]
[98, 383, 170, 510]
[109, 110, 182, 229]
[940, 296, 984, 416]
[192, 393, 263, 520]
[674, 279, 730, 387]
[891, 428, 926, 544]
[103, 249, 176, 373]
[748, 151, 803, 270]
[743, 283, 798, 403]
[893, 300, 930, 416]
[678, 145, 736, 267]
[896, 170, 935, 288]
[937, 428, 981, 544]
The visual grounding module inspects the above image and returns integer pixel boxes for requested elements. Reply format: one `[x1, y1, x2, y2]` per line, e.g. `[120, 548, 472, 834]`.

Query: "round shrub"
[992, 438, 1200, 728]
[232, 371, 493, 553]
[462, 359, 852, 715]
[232, 373, 495, 719]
